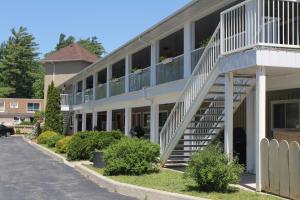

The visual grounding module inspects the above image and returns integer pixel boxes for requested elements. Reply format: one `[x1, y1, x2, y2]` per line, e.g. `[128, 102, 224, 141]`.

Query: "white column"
[74, 114, 78, 133]
[73, 83, 77, 105]
[125, 55, 131, 93]
[224, 72, 234, 159]
[255, 66, 266, 192]
[246, 88, 256, 173]
[106, 66, 111, 97]
[93, 73, 97, 101]
[106, 110, 112, 131]
[150, 104, 159, 143]
[82, 78, 85, 104]
[184, 21, 192, 78]
[92, 111, 97, 131]
[82, 112, 86, 131]
[150, 41, 158, 86]
[124, 107, 132, 136]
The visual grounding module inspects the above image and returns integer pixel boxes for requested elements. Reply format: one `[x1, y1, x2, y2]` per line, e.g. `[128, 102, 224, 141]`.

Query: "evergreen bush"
[37, 131, 58, 144]
[46, 134, 64, 148]
[55, 136, 72, 154]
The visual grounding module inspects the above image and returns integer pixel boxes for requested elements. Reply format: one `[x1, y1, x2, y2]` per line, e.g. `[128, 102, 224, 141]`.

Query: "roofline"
[59, 0, 200, 87]
[0, 98, 44, 101]
[42, 59, 95, 64]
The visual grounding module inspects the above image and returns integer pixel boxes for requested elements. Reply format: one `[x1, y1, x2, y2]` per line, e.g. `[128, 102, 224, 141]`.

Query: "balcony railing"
[129, 67, 151, 92]
[109, 76, 125, 96]
[60, 94, 73, 106]
[156, 54, 184, 85]
[191, 47, 205, 71]
[84, 89, 93, 103]
[75, 92, 82, 105]
[96, 83, 107, 100]
[221, 0, 300, 54]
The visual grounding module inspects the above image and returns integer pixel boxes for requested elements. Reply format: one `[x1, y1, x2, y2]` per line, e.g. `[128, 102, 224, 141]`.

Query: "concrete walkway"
[0, 136, 135, 200]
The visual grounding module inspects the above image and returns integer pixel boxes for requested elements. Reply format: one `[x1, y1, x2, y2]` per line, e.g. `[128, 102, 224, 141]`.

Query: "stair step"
[183, 133, 217, 136]
[172, 150, 200, 153]
[175, 144, 208, 148]
[186, 127, 222, 130]
[198, 107, 224, 110]
[190, 120, 222, 123]
[169, 155, 192, 158]
[213, 83, 252, 87]
[208, 91, 247, 95]
[218, 74, 255, 79]
[195, 113, 224, 117]
[203, 99, 240, 103]
[164, 163, 188, 167]
[180, 139, 212, 142]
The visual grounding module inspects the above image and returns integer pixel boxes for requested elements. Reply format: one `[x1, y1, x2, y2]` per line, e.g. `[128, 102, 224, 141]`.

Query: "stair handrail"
[159, 23, 222, 156]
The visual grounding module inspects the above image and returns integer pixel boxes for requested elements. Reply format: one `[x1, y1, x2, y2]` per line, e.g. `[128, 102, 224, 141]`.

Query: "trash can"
[93, 150, 105, 168]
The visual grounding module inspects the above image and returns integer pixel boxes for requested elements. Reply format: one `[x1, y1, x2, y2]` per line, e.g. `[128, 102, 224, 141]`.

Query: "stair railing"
[160, 24, 221, 162]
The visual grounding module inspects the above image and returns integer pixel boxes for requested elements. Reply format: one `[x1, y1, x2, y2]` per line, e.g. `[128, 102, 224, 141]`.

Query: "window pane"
[274, 104, 285, 128]
[159, 112, 168, 127]
[286, 103, 299, 128]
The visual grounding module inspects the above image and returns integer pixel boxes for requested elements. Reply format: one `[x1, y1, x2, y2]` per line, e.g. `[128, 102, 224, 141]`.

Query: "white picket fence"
[261, 138, 300, 199]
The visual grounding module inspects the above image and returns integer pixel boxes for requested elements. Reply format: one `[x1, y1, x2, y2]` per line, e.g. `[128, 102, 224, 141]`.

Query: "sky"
[0, 0, 190, 58]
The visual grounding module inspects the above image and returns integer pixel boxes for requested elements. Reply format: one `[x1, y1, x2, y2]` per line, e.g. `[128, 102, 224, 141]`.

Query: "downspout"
[52, 62, 56, 82]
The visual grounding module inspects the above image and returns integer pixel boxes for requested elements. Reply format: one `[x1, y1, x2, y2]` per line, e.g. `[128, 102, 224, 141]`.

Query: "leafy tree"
[78, 36, 105, 57]
[0, 26, 40, 98]
[44, 82, 63, 134]
[32, 64, 44, 99]
[48, 34, 105, 58]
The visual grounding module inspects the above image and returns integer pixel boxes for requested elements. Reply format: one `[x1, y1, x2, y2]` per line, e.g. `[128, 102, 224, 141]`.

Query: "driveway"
[0, 136, 136, 200]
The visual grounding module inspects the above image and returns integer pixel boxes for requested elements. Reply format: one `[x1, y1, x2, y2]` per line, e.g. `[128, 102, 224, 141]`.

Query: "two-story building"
[56, 0, 300, 191]
[0, 98, 44, 125]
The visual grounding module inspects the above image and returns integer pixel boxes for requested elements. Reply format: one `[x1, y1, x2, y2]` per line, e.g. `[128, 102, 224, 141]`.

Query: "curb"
[21, 136, 207, 200]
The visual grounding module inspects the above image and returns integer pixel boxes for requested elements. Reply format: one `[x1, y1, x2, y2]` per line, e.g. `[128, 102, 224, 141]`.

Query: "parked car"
[0, 124, 14, 137]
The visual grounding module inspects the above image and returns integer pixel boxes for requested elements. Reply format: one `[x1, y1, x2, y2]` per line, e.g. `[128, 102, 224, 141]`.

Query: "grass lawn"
[85, 165, 279, 200]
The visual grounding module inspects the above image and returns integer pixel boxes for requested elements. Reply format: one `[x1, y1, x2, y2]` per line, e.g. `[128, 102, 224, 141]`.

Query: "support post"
[255, 66, 266, 192]
[150, 41, 158, 86]
[74, 114, 78, 133]
[246, 88, 256, 173]
[106, 110, 112, 131]
[106, 66, 111, 97]
[125, 55, 131, 93]
[124, 107, 132, 136]
[224, 72, 234, 159]
[93, 73, 97, 101]
[184, 21, 192, 78]
[82, 78, 86, 104]
[92, 111, 97, 131]
[150, 104, 159, 143]
[82, 112, 86, 131]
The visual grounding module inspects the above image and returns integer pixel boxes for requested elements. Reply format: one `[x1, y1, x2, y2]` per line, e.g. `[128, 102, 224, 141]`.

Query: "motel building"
[43, 0, 300, 192]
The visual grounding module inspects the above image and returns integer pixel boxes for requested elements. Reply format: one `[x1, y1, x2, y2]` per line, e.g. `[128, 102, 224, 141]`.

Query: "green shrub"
[37, 131, 58, 144]
[55, 136, 72, 153]
[46, 134, 64, 148]
[184, 144, 244, 191]
[66, 130, 123, 161]
[103, 138, 160, 176]
[15, 129, 21, 135]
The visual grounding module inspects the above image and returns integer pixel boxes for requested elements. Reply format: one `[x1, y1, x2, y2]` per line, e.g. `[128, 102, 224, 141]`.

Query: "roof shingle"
[43, 43, 98, 63]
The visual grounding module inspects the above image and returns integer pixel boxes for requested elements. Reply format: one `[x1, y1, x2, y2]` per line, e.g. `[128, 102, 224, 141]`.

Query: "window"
[272, 100, 300, 129]
[10, 102, 18, 109]
[0, 101, 4, 112]
[159, 111, 168, 127]
[27, 103, 40, 112]
[143, 112, 150, 128]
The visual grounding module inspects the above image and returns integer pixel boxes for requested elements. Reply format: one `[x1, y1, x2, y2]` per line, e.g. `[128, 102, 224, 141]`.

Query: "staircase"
[62, 111, 72, 135]
[159, 22, 256, 166]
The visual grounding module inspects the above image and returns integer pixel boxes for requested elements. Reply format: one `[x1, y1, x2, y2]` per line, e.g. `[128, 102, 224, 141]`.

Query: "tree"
[32, 64, 44, 99]
[0, 26, 40, 98]
[48, 34, 105, 58]
[44, 82, 63, 134]
[78, 36, 105, 57]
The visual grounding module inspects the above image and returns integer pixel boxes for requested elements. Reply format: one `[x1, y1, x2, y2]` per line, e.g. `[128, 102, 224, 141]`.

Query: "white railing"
[95, 83, 107, 100]
[221, 0, 300, 54]
[75, 92, 82, 105]
[60, 94, 73, 106]
[109, 76, 125, 96]
[129, 67, 151, 92]
[156, 54, 184, 85]
[160, 24, 221, 157]
[84, 89, 93, 103]
[191, 47, 205, 71]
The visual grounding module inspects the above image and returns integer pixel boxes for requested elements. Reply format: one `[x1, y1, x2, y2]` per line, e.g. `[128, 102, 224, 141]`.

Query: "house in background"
[57, 0, 300, 192]
[42, 43, 98, 106]
[0, 98, 44, 125]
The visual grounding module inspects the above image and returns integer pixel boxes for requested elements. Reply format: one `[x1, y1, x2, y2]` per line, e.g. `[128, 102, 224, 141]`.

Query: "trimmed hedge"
[66, 130, 123, 161]
[46, 135, 64, 148]
[103, 138, 160, 176]
[185, 144, 244, 191]
[55, 136, 72, 154]
[37, 131, 58, 144]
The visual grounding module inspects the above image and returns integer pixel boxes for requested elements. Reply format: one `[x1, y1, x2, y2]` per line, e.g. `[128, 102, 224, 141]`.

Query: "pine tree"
[44, 82, 63, 134]
[0, 26, 40, 98]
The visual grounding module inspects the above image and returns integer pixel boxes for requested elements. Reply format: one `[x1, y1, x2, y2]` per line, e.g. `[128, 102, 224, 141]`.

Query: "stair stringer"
[161, 65, 221, 164]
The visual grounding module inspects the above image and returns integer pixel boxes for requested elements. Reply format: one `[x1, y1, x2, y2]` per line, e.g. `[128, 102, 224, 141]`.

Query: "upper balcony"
[61, 0, 300, 110]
